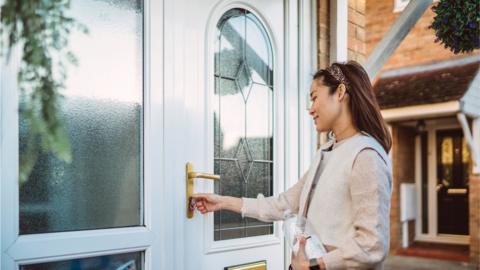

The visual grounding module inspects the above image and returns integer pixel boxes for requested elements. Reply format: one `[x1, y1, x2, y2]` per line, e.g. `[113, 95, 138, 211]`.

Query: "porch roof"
[373, 60, 479, 110]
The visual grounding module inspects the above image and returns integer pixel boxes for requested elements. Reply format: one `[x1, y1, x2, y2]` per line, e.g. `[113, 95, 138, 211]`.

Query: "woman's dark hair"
[313, 61, 392, 153]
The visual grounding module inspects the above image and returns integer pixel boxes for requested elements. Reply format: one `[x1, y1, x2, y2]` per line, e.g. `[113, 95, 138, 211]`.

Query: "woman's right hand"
[191, 193, 224, 214]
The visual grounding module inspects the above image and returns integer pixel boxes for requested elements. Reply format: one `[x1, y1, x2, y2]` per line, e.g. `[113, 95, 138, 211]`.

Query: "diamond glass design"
[214, 8, 274, 241]
[234, 138, 254, 183]
[235, 62, 253, 102]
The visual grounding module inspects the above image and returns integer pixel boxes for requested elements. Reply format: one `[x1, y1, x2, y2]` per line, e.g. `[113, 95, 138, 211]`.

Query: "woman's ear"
[336, 83, 347, 101]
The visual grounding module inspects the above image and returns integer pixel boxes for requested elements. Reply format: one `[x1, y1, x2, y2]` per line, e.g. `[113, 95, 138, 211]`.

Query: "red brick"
[366, 0, 479, 70]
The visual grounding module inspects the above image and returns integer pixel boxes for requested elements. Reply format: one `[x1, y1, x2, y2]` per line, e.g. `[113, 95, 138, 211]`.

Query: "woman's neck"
[332, 125, 359, 142]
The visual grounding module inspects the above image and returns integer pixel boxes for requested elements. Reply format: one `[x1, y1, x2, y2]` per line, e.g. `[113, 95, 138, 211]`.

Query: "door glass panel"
[436, 129, 469, 235]
[214, 8, 274, 241]
[19, 0, 144, 234]
[21, 252, 143, 270]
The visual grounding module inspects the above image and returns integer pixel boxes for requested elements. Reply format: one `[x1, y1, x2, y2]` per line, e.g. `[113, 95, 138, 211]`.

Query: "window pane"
[214, 8, 274, 241]
[19, 0, 143, 234]
[21, 252, 143, 270]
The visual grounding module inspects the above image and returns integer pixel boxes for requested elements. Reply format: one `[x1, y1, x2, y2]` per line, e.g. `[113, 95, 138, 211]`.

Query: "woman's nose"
[308, 105, 315, 116]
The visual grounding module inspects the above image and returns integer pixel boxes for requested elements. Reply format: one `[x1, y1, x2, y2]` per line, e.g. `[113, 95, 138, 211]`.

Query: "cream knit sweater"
[241, 132, 393, 270]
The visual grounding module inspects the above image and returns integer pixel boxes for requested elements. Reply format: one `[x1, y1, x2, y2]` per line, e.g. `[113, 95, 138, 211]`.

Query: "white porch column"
[457, 113, 480, 175]
[473, 118, 480, 174]
[330, 0, 348, 63]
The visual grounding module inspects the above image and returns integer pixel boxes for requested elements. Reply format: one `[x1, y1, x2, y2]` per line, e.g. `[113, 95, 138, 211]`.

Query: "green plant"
[0, 0, 87, 184]
[430, 0, 480, 54]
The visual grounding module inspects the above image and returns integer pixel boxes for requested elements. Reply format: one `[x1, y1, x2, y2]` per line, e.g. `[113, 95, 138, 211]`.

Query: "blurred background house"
[328, 0, 480, 267]
[1, 0, 478, 269]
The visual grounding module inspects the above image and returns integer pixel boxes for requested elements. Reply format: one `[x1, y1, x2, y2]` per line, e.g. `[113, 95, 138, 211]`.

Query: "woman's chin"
[315, 126, 325, 133]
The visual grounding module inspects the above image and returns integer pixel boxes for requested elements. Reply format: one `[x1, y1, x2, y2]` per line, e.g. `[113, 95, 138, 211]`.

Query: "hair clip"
[326, 65, 350, 89]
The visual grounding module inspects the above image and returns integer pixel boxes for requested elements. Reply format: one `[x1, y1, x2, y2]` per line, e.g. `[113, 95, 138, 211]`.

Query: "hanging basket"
[430, 0, 480, 54]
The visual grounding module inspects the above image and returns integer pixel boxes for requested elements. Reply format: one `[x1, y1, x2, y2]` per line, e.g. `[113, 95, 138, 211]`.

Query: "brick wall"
[348, 0, 366, 63]
[469, 173, 480, 266]
[318, 0, 330, 69]
[366, 0, 479, 71]
[390, 125, 416, 252]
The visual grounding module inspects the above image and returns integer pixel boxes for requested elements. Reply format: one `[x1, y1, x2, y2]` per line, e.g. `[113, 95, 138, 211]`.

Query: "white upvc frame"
[174, 0, 317, 268]
[330, 0, 348, 63]
[287, 0, 318, 267]
[298, 0, 318, 173]
[414, 121, 470, 245]
[199, 1, 284, 255]
[0, 0, 169, 268]
[394, 0, 439, 13]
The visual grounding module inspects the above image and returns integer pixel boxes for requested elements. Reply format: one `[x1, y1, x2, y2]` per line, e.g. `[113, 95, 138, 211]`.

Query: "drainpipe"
[457, 113, 480, 175]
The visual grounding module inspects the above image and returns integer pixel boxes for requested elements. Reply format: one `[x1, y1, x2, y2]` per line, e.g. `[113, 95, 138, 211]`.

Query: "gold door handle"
[186, 162, 220, 219]
[188, 172, 220, 180]
[447, 188, 467, 195]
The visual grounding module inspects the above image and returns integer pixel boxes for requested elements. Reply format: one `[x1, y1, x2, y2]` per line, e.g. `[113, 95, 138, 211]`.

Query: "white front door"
[162, 0, 302, 269]
[1, 0, 315, 268]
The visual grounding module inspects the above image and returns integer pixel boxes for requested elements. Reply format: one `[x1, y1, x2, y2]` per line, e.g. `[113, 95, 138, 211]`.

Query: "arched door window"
[213, 8, 274, 241]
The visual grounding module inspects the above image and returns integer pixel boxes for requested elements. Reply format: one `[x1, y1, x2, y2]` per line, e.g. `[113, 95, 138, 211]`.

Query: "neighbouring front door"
[165, 0, 290, 269]
[436, 129, 470, 235]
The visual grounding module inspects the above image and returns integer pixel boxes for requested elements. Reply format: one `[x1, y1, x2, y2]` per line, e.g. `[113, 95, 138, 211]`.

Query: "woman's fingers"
[191, 193, 210, 201]
[192, 196, 210, 214]
[191, 193, 222, 214]
[296, 236, 307, 260]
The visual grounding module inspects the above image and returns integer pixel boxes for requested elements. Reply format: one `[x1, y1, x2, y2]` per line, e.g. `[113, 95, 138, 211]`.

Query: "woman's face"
[308, 78, 344, 133]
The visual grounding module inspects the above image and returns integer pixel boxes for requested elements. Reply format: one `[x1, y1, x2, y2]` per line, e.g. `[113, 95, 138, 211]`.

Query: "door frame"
[414, 120, 470, 245]
[0, 0, 169, 268]
[161, 0, 317, 268]
[203, 1, 284, 254]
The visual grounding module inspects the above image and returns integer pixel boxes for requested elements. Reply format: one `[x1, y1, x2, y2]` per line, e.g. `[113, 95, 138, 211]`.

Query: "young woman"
[192, 61, 393, 270]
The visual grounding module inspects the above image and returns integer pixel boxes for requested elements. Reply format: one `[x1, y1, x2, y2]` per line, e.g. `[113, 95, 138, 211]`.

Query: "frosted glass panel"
[21, 252, 143, 270]
[214, 9, 274, 241]
[19, 0, 143, 234]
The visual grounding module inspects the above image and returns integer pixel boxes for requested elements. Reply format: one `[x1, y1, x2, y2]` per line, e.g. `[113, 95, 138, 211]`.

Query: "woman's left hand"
[290, 236, 309, 270]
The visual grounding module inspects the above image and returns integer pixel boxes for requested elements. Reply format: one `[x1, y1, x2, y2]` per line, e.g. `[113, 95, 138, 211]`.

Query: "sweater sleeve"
[322, 149, 392, 270]
[240, 169, 310, 222]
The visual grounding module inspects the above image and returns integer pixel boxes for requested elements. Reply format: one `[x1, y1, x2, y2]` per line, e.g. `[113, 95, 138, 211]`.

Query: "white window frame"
[414, 120, 470, 245]
[0, 0, 170, 268]
[330, 0, 348, 63]
[394, 0, 439, 13]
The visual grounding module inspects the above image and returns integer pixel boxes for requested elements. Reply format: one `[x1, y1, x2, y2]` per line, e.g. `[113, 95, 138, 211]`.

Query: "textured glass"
[21, 252, 143, 270]
[19, 0, 143, 234]
[214, 9, 274, 241]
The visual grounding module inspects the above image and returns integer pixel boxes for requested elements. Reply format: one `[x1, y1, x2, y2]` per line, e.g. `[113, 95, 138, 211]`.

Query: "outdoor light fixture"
[415, 119, 426, 134]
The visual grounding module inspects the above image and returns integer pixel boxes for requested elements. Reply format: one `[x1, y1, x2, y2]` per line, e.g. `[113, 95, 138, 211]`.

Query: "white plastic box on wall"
[400, 183, 417, 248]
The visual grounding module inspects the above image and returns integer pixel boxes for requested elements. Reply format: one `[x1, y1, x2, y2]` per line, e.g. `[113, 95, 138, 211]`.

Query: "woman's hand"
[191, 193, 224, 214]
[291, 237, 309, 270]
[191, 194, 244, 214]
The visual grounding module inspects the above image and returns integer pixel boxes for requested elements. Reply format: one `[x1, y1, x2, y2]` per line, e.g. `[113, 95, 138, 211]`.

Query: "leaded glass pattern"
[213, 8, 274, 241]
